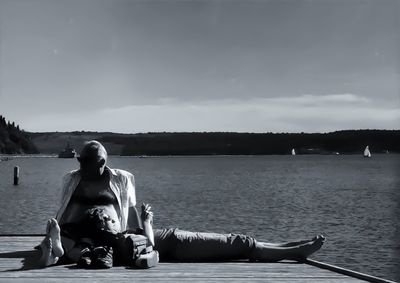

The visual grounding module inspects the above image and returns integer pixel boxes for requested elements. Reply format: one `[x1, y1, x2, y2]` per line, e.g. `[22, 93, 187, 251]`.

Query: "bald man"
[38, 141, 157, 268]
[38, 140, 325, 268]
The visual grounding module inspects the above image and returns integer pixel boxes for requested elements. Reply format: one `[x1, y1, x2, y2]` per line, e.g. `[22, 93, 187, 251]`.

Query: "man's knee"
[170, 231, 256, 261]
[228, 233, 257, 256]
[153, 228, 179, 260]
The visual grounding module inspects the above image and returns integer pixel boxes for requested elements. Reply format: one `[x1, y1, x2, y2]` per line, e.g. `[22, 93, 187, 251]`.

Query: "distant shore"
[27, 130, 400, 156]
[1, 153, 399, 159]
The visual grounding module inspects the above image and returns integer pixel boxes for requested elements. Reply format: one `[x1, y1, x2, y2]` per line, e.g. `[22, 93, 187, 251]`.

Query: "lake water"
[0, 155, 399, 281]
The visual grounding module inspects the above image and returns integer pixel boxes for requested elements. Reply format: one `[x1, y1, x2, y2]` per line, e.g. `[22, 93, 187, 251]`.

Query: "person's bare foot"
[251, 235, 326, 262]
[38, 236, 59, 267]
[267, 236, 322, 247]
[47, 218, 64, 258]
[292, 235, 326, 259]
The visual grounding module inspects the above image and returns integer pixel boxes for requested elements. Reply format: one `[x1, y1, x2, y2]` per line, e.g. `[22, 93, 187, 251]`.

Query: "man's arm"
[141, 203, 155, 246]
[125, 172, 143, 231]
[55, 172, 73, 222]
[127, 205, 143, 230]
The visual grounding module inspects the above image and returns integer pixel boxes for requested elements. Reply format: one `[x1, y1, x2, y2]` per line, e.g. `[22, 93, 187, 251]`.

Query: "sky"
[0, 0, 399, 133]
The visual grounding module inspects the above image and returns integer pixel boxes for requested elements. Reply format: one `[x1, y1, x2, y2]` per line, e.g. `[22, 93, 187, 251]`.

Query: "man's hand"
[141, 203, 153, 225]
[141, 203, 155, 247]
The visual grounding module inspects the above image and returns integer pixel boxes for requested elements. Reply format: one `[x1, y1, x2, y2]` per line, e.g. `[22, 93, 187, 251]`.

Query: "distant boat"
[291, 148, 296, 155]
[58, 143, 76, 158]
[363, 146, 371, 158]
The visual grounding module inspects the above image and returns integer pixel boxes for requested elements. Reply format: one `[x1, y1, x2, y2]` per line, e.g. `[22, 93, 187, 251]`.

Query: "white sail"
[363, 146, 371, 158]
[291, 148, 296, 155]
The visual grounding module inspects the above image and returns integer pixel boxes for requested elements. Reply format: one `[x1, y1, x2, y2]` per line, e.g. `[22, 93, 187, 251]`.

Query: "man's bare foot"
[38, 237, 59, 267]
[251, 235, 326, 262]
[292, 235, 326, 259]
[47, 218, 64, 258]
[265, 236, 322, 247]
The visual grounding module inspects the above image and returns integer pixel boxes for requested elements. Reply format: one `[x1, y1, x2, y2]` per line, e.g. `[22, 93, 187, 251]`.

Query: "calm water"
[0, 155, 399, 281]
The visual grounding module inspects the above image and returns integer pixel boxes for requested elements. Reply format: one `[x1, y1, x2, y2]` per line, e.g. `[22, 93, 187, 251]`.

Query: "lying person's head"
[77, 140, 107, 179]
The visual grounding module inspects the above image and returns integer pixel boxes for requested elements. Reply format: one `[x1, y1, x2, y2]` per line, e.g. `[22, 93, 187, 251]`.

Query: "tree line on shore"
[0, 115, 38, 154]
[2, 112, 399, 155]
[95, 130, 399, 155]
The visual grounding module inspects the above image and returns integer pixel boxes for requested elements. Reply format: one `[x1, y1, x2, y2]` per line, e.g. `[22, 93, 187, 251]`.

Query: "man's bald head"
[78, 140, 108, 179]
[80, 140, 108, 162]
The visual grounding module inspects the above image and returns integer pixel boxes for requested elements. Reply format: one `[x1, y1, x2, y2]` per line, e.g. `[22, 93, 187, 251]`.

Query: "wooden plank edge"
[304, 259, 396, 283]
[0, 234, 45, 237]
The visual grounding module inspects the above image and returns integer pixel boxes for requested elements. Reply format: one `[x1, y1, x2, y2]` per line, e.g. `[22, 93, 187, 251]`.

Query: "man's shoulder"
[108, 168, 134, 180]
[62, 169, 80, 180]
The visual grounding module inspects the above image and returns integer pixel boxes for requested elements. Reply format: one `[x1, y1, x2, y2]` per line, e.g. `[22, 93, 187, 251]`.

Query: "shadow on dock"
[0, 249, 43, 271]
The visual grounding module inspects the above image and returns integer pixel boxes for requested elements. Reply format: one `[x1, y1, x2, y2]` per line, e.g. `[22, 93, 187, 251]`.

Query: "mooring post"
[13, 166, 19, 185]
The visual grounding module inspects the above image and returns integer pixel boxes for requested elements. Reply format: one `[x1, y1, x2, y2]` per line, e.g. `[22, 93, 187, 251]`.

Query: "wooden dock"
[0, 236, 394, 282]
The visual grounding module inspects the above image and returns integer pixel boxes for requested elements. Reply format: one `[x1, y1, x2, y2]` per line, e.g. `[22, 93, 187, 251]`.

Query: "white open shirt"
[55, 166, 138, 232]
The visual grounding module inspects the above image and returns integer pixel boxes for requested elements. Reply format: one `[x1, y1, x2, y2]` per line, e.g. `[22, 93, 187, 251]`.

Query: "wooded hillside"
[0, 115, 38, 154]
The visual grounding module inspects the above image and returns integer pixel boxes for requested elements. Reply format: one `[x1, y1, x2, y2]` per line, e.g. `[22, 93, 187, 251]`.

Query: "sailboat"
[291, 148, 296, 155]
[363, 146, 371, 158]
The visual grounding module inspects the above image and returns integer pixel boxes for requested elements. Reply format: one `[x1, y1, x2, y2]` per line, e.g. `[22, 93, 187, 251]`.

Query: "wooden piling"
[13, 166, 19, 185]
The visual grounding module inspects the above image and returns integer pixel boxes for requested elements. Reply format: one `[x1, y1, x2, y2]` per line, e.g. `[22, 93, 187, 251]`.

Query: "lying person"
[38, 140, 325, 268]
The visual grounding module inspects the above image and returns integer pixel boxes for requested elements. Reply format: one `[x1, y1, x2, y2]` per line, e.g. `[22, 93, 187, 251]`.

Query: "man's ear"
[99, 158, 106, 167]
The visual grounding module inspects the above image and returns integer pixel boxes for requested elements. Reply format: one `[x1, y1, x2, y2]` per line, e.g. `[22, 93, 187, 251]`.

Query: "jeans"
[153, 228, 257, 261]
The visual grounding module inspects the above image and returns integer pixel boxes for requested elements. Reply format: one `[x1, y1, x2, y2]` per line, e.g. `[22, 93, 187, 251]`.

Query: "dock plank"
[0, 236, 364, 282]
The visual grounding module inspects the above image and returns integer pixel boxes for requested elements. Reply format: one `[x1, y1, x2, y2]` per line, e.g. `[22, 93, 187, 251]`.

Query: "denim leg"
[153, 228, 178, 260]
[154, 228, 256, 261]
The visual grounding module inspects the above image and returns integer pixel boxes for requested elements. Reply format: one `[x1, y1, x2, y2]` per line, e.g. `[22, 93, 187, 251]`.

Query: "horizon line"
[27, 128, 400, 135]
